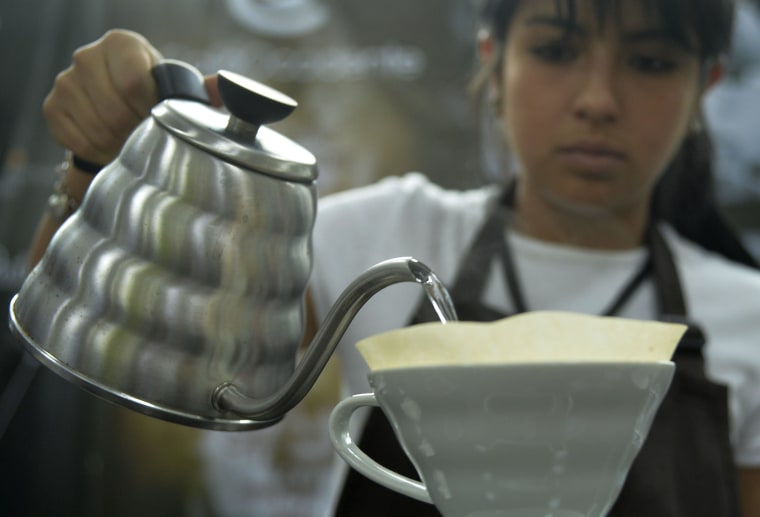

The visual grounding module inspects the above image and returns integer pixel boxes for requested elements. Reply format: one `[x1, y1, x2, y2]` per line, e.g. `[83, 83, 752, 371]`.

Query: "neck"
[510, 183, 650, 250]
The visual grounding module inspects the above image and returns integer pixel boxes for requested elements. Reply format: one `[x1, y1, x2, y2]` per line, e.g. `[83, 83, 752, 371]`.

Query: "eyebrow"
[524, 15, 694, 51]
[524, 15, 587, 36]
[622, 29, 695, 51]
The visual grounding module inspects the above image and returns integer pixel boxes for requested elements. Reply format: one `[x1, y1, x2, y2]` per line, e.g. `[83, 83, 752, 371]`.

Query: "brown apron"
[334, 193, 740, 516]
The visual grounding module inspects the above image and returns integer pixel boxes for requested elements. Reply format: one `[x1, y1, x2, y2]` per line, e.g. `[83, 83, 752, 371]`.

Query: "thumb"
[204, 74, 223, 107]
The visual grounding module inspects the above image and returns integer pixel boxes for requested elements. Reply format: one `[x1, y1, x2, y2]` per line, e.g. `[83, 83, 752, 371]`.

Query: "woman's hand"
[30, 30, 164, 268]
[31, 29, 223, 269]
[43, 29, 163, 166]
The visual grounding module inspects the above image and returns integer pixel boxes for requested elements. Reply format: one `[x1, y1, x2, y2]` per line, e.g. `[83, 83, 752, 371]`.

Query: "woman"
[34, 0, 760, 515]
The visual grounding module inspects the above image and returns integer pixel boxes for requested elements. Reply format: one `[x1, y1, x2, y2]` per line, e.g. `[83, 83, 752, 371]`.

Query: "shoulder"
[318, 172, 495, 220]
[314, 173, 498, 248]
[663, 225, 760, 323]
[311, 173, 497, 311]
[662, 224, 760, 290]
[309, 174, 499, 367]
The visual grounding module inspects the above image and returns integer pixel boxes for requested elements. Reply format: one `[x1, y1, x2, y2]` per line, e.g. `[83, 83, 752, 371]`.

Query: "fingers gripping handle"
[328, 393, 433, 504]
[72, 60, 210, 174]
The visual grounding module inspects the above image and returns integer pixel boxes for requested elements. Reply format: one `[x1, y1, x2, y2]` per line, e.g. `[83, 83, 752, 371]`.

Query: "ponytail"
[651, 129, 759, 269]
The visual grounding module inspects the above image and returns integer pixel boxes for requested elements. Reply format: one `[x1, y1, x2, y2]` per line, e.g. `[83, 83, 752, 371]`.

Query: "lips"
[557, 142, 627, 175]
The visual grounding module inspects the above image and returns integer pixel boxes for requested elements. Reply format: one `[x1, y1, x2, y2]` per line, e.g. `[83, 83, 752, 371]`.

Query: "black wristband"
[71, 154, 104, 175]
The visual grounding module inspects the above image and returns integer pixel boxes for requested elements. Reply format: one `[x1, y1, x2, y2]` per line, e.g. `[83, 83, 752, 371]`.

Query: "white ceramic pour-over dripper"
[330, 361, 675, 517]
[329, 313, 685, 516]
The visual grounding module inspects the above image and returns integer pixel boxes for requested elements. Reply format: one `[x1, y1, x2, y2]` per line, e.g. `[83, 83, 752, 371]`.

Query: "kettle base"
[8, 295, 284, 432]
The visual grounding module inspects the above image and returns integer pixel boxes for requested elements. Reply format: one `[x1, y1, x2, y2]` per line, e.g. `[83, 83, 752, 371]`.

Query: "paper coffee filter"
[356, 311, 686, 371]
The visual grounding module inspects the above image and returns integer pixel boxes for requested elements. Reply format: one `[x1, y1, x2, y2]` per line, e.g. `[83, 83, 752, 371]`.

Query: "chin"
[541, 184, 617, 215]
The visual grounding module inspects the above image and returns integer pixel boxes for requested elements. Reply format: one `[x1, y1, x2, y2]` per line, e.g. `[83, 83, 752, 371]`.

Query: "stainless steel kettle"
[9, 61, 456, 430]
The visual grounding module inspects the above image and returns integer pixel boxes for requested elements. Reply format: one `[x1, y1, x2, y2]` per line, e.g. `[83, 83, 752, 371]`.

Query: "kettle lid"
[152, 70, 317, 183]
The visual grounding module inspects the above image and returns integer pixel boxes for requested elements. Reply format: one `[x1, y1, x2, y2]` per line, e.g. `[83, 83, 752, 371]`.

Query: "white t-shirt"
[203, 173, 760, 516]
[312, 173, 760, 469]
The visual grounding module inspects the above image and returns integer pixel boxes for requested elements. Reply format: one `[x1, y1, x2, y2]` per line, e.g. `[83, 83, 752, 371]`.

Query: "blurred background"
[0, 0, 759, 515]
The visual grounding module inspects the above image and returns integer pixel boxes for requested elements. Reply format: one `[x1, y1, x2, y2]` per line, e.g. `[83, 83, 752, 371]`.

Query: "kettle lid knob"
[218, 71, 297, 128]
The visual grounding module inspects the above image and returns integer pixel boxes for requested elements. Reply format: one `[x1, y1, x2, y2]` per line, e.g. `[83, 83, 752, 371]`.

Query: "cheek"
[500, 70, 560, 165]
[631, 93, 694, 172]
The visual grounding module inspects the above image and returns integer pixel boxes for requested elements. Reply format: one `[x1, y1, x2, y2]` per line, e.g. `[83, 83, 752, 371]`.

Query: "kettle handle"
[151, 59, 211, 104]
[72, 60, 210, 174]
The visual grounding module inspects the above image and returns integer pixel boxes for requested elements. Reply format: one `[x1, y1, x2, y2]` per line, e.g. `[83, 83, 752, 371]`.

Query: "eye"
[628, 55, 678, 74]
[531, 39, 578, 64]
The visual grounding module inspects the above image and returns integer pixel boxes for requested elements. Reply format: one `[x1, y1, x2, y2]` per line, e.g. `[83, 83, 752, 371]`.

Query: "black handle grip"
[151, 59, 210, 104]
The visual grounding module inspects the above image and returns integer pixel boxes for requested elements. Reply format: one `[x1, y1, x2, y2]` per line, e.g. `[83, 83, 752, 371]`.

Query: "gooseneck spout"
[213, 257, 458, 421]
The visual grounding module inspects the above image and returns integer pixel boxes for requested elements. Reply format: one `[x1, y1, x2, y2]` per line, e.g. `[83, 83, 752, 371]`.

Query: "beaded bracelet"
[46, 153, 84, 222]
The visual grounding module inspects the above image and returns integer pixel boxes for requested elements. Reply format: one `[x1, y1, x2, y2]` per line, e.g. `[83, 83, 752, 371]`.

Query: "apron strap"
[647, 224, 707, 362]
[650, 224, 687, 317]
[409, 196, 508, 324]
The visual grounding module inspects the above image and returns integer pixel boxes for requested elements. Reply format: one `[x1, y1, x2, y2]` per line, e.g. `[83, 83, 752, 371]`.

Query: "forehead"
[513, 0, 665, 31]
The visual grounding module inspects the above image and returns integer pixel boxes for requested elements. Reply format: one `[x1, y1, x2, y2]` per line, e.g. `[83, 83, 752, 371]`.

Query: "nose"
[572, 52, 621, 125]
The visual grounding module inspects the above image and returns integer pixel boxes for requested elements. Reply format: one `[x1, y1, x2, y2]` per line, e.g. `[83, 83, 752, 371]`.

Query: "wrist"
[66, 156, 99, 197]
[71, 154, 103, 175]
[46, 152, 98, 222]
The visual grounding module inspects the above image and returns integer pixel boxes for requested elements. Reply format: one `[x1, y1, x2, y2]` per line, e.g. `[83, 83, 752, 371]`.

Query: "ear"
[690, 62, 724, 133]
[477, 29, 497, 64]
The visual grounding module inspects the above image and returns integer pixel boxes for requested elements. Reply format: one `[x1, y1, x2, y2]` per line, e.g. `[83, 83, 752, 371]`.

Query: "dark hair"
[480, 0, 758, 268]
[481, 0, 735, 61]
